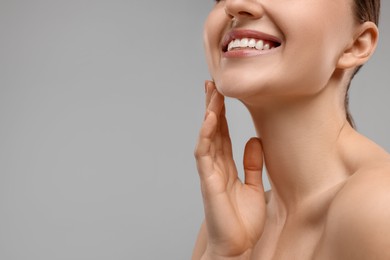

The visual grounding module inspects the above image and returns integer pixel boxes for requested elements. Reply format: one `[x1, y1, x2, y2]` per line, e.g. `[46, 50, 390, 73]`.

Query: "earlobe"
[337, 21, 379, 69]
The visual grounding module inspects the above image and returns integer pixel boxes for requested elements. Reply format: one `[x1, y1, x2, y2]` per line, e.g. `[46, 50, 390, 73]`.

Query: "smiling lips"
[227, 38, 274, 51]
[221, 29, 282, 54]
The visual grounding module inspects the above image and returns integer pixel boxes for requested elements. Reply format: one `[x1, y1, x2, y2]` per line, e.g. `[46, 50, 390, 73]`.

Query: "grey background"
[0, 1, 388, 259]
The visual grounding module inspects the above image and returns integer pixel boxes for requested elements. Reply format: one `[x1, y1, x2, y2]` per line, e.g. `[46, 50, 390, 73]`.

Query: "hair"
[345, 0, 380, 129]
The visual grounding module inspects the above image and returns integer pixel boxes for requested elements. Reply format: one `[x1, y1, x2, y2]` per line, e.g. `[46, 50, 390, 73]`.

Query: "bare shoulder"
[323, 161, 390, 259]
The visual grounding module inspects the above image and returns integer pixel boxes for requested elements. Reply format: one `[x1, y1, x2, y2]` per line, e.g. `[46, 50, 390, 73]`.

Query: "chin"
[214, 78, 246, 98]
[213, 71, 272, 100]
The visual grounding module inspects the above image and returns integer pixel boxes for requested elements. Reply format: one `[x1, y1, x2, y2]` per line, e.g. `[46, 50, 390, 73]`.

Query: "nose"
[225, 0, 264, 21]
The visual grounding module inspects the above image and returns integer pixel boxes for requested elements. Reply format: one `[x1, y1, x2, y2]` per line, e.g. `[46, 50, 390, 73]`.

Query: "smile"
[226, 38, 276, 52]
[221, 29, 282, 54]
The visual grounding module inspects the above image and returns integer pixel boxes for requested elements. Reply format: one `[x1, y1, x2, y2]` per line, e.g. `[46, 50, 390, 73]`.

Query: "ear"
[337, 21, 379, 69]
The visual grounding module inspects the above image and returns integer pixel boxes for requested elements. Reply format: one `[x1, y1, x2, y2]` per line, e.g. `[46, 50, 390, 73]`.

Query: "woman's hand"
[194, 81, 267, 259]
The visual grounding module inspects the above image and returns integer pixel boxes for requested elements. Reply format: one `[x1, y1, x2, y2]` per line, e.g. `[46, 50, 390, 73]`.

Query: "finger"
[220, 104, 233, 158]
[209, 91, 225, 158]
[207, 89, 224, 119]
[194, 111, 218, 180]
[219, 105, 239, 186]
[205, 80, 215, 110]
[243, 137, 264, 189]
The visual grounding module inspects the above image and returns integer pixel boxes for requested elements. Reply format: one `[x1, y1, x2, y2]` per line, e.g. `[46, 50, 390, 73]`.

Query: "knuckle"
[244, 165, 261, 172]
[193, 146, 202, 159]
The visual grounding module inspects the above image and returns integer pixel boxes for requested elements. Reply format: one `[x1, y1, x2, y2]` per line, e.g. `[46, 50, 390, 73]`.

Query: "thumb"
[243, 137, 264, 189]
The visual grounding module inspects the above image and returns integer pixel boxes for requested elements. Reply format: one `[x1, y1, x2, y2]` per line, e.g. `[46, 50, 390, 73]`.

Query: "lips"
[221, 29, 282, 52]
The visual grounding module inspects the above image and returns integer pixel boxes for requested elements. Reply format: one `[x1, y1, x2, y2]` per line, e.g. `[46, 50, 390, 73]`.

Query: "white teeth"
[255, 40, 264, 50]
[248, 39, 256, 48]
[233, 39, 241, 48]
[227, 41, 234, 51]
[226, 38, 276, 52]
[239, 38, 249, 47]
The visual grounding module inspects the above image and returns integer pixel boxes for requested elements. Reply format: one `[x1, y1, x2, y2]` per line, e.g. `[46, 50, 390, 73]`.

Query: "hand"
[194, 81, 267, 259]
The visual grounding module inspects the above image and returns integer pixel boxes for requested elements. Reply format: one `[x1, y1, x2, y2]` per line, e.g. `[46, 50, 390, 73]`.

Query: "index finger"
[205, 80, 216, 110]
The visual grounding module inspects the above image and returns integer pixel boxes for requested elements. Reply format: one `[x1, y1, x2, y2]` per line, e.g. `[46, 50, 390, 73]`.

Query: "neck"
[243, 83, 356, 212]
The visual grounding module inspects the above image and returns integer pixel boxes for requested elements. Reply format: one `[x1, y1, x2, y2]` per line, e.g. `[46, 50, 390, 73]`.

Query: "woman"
[193, 0, 390, 259]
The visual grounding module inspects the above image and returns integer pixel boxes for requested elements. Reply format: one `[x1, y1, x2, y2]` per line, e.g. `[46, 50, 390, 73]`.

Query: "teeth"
[255, 40, 264, 50]
[233, 39, 241, 48]
[227, 41, 234, 51]
[239, 38, 249, 47]
[227, 38, 275, 51]
[248, 39, 256, 48]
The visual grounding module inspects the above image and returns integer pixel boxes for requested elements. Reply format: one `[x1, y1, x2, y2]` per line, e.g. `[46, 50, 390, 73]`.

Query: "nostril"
[238, 11, 253, 16]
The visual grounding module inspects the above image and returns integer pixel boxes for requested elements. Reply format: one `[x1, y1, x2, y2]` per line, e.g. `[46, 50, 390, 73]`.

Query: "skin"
[193, 0, 390, 259]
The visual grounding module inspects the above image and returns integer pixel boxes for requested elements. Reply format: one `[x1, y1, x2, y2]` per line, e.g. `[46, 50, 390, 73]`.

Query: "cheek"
[203, 20, 216, 77]
[203, 10, 228, 78]
[277, 21, 346, 93]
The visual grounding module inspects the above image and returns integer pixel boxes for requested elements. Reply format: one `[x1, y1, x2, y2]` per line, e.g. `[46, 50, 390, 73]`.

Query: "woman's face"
[204, 0, 357, 104]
